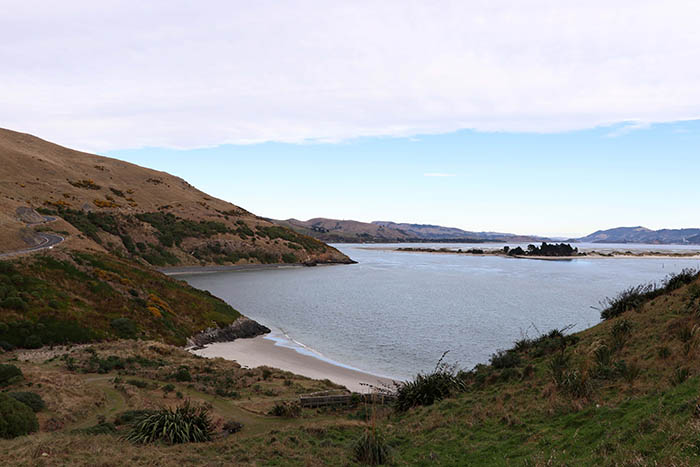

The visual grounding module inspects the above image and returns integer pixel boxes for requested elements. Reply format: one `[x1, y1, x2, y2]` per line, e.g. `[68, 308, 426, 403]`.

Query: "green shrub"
[173, 366, 192, 382]
[269, 400, 302, 418]
[395, 354, 465, 412]
[601, 269, 699, 320]
[113, 409, 155, 426]
[110, 317, 138, 339]
[125, 401, 212, 444]
[24, 334, 42, 349]
[490, 350, 520, 369]
[1, 296, 28, 311]
[558, 369, 593, 398]
[0, 364, 23, 387]
[0, 392, 38, 439]
[126, 379, 149, 389]
[74, 421, 117, 435]
[353, 428, 392, 465]
[223, 420, 243, 434]
[8, 392, 45, 412]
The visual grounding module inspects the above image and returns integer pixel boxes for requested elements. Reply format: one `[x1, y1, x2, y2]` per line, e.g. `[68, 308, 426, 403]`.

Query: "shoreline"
[383, 247, 700, 260]
[159, 262, 350, 276]
[190, 333, 398, 393]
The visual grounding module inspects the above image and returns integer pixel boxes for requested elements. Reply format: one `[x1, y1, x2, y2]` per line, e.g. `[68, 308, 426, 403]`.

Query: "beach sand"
[190, 335, 398, 393]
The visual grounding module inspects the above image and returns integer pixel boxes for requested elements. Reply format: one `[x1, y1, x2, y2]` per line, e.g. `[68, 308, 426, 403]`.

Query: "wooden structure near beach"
[299, 390, 396, 408]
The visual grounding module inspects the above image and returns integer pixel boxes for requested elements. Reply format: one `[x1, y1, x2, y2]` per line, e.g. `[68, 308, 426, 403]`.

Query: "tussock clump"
[125, 400, 212, 444]
[394, 352, 465, 412]
[269, 400, 302, 418]
[353, 428, 392, 465]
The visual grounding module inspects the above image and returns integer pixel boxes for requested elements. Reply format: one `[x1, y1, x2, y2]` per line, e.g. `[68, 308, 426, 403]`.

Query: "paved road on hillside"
[0, 215, 64, 258]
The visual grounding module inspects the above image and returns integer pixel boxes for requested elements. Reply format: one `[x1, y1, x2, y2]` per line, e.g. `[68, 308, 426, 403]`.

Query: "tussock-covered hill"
[0, 128, 351, 266]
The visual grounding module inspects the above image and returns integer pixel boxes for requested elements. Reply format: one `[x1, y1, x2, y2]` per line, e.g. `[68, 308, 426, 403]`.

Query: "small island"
[395, 242, 700, 260]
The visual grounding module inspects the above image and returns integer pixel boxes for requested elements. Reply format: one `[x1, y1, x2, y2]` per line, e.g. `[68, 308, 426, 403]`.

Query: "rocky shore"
[187, 316, 271, 348]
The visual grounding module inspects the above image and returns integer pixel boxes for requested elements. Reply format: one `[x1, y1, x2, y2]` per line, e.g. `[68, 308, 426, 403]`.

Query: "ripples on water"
[181, 243, 700, 380]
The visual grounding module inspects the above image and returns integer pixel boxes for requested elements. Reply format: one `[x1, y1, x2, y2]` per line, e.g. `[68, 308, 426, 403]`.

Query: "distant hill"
[0, 128, 350, 266]
[273, 218, 547, 243]
[575, 226, 700, 245]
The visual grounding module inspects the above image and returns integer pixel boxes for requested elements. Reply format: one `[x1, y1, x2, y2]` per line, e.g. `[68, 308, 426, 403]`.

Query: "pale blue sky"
[108, 120, 700, 238]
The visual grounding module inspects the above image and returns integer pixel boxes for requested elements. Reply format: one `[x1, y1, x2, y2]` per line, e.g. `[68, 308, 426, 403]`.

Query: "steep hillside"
[275, 217, 546, 243]
[0, 128, 351, 266]
[577, 226, 700, 245]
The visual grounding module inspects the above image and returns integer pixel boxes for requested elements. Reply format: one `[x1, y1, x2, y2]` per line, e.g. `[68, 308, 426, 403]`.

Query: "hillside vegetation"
[1, 270, 700, 464]
[0, 128, 351, 266]
[0, 251, 245, 349]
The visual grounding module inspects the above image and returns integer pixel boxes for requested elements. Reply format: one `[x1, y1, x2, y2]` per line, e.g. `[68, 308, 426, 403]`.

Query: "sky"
[2, 1, 700, 237]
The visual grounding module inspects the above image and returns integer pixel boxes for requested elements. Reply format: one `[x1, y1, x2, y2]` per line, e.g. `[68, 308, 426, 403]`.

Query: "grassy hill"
[275, 217, 546, 243]
[0, 128, 351, 266]
[2, 269, 699, 464]
[576, 226, 700, 245]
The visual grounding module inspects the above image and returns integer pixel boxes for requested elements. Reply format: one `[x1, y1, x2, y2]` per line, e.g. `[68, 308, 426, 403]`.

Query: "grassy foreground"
[1, 271, 700, 465]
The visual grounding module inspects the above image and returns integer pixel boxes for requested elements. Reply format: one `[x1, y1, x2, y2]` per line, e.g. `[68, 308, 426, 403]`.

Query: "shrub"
[125, 401, 212, 444]
[394, 353, 465, 412]
[223, 420, 243, 434]
[269, 400, 302, 418]
[0, 392, 39, 439]
[113, 409, 155, 426]
[558, 369, 593, 399]
[0, 364, 23, 387]
[611, 319, 632, 350]
[615, 361, 641, 384]
[74, 421, 117, 435]
[601, 269, 699, 320]
[23, 334, 42, 349]
[548, 352, 571, 387]
[490, 349, 520, 369]
[173, 366, 192, 382]
[162, 383, 175, 394]
[601, 284, 656, 320]
[353, 429, 392, 465]
[126, 379, 148, 389]
[110, 317, 138, 339]
[1, 296, 28, 311]
[8, 392, 45, 412]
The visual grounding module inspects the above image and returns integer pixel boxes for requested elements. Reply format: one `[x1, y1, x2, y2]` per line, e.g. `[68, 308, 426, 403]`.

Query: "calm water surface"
[181, 243, 700, 380]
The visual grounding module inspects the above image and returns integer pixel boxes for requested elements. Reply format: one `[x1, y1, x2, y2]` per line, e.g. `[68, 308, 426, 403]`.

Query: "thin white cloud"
[1, 1, 700, 151]
[606, 121, 652, 138]
[424, 173, 456, 177]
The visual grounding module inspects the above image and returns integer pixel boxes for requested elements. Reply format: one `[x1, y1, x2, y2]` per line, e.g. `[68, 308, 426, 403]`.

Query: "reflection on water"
[181, 244, 700, 380]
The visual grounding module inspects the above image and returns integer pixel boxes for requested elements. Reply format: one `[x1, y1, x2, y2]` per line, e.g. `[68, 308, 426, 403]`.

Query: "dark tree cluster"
[505, 242, 580, 257]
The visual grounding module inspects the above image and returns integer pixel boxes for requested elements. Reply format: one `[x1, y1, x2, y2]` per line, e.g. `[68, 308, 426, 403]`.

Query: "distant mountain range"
[272, 218, 548, 243]
[573, 227, 700, 245]
[273, 218, 700, 246]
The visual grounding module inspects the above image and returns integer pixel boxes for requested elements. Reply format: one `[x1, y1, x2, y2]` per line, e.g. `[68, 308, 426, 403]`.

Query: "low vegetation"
[0, 252, 242, 348]
[125, 401, 212, 444]
[1, 267, 699, 464]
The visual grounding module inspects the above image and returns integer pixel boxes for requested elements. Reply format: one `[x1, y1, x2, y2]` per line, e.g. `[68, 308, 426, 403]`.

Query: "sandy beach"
[190, 335, 398, 393]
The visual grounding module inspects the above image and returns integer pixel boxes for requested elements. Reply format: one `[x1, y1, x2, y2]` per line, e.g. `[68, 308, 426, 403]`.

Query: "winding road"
[0, 215, 64, 258]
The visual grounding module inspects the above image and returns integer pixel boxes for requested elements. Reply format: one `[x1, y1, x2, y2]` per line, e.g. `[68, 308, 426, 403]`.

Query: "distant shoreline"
[387, 247, 700, 260]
